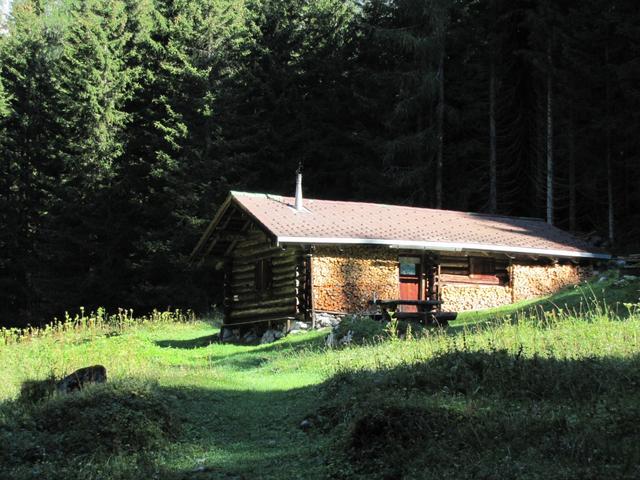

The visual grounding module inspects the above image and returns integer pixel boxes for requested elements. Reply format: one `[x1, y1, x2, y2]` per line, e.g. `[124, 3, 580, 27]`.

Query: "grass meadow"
[1, 274, 640, 479]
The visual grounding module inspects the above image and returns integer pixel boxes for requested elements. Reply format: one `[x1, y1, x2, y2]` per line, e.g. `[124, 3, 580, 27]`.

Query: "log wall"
[311, 246, 399, 313]
[226, 238, 592, 320]
[226, 229, 302, 326]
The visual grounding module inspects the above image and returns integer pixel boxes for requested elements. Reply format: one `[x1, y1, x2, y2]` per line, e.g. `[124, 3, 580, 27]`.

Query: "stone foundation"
[312, 246, 399, 313]
[313, 312, 345, 328]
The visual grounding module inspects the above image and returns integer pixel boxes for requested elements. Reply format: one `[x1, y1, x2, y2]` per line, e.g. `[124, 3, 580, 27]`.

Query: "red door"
[399, 257, 421, 312]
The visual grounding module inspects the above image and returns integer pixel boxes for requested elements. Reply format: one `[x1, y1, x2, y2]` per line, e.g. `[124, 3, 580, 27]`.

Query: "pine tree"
[0, 0, 67, 322]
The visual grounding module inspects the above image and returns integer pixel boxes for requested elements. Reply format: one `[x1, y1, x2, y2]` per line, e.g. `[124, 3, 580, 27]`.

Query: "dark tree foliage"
[0, 0, 639, 325]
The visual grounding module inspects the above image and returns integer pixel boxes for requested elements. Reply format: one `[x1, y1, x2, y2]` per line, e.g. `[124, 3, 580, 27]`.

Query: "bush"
[18, 375, 57, 403]
[331, 316, 386, 345]
[337, 405, 466, 478]
[330, 315, 427, 346]
[0, 380, 181, 468]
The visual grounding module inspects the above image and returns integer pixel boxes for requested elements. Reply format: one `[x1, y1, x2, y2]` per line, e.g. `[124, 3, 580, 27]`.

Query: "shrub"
[331, 316, 387, 345]
[330, 315, 427, 346]
[18, 375, 57, 403]
[0, 380, 181, 468]
[344, 405, 466, 478]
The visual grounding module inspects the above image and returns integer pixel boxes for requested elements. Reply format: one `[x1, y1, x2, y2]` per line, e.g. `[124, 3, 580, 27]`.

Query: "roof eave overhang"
[276, 236, 611, 260]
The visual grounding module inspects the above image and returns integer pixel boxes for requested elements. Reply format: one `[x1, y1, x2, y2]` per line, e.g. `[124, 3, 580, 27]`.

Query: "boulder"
[56, 365, 107, 394]
[260, 329, 279, 344]
[242, 329, 258, 342]
[220, 328, 235, 342]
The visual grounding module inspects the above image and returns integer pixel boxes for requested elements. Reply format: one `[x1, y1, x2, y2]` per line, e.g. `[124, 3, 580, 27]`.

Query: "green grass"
[454, 272, 640, 325]
[1, 274, 640, 479]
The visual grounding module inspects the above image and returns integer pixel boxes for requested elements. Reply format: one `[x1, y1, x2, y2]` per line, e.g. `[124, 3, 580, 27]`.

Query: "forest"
[1, 0, 639, 326]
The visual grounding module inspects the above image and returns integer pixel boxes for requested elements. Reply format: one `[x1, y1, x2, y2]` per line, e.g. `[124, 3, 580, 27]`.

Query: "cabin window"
[255, 259, 273, 293]
[469, 257, 495, 276]
[399, 257, 420, 276]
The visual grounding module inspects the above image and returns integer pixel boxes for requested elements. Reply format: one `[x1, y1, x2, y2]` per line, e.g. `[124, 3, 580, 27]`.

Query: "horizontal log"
[231, 281, 297, 294]
[222, 315, 296, 328]
[233, 249, 296, 264]
[272, 256, 300, 267]
[440, 267, 469, 275]
[231, 280, 254, 289]
[272, 264, 296, 276]
[230, 289, 298, 304]
[232, 296, 297, 311]
[440, 274, 505, 286]
[234, 244, 279, 257]
[231, 270, 256, 282]
[273, 270, 298, 281]
[229, 274, 298, 292]
[232, 263, 255, 274]
[272, 279, 296, 290]
[230, 304, 296, 319]
[235, 235, 269, 249]
[232, 256, 299, 274]
[440, 260, 469, 268]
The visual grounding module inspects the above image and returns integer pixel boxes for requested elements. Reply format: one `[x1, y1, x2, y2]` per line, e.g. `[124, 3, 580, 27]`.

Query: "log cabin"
[191, 173, 610, 331]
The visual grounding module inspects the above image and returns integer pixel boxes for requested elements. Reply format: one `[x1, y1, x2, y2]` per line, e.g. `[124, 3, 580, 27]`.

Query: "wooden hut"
[191, 174, 610, 332]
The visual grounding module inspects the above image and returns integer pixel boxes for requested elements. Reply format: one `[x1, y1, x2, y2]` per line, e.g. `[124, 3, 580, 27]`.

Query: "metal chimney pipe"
[295, 164, 303, 211]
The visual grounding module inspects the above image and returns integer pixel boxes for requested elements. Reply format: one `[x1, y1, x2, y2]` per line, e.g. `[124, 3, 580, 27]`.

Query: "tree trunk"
[489, 60, 497, 213]
[545, 46, 554, 225]
[568, 109, 576, 232]
[436, 48, 444, 209]
[605, 46, 614, 244]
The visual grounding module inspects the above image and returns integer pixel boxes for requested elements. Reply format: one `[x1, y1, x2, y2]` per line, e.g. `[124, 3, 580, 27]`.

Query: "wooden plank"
[232, 296, 297, 311]
[232, 263, 255, 274]
[440, 273, 504, 285]
[233, 249, 294, 264]
[370, 299, 442, 307]
[272, 255, 299, 266]
[222, 315, 296, 328]
[233, 243, 279, 257]
[231, 272, 255, 283]
[230, 305, 296, 319]
[232, 289, 297, 303]
[190, 196, 233, 261]
[272, 263, 295, 276]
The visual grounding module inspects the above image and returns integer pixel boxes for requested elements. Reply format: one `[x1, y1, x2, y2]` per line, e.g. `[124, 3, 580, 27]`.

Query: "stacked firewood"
[312, 246, 399, 313]
[441, 285, 511, 312]
[511, 264, 588, 302]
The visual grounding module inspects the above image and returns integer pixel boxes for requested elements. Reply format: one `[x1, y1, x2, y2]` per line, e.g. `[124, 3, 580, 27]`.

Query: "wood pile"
[442, 263, 589, 311]
[441, 284, 512, 312]
[511, 263, 588, 302]
[312, 246, 399, 313]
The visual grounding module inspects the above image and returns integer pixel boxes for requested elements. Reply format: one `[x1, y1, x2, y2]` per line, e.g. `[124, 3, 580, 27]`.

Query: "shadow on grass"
[4, 348, 640, 480]
[155, 334, 221, 349]
[163, 350, 640, 479]
[155, 330, 327, 357]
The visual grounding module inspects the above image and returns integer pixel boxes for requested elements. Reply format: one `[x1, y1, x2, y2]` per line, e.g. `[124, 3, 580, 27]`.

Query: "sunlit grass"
[1, 275, 640, 479]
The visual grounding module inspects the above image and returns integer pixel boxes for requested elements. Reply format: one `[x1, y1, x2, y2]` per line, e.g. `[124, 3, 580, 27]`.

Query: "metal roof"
[196, 191, 610, 260]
